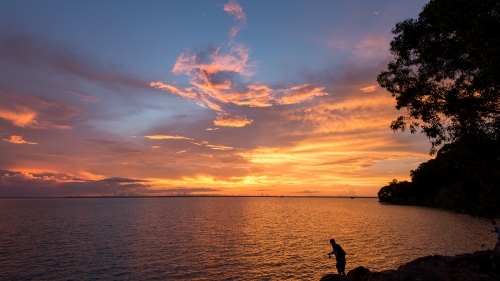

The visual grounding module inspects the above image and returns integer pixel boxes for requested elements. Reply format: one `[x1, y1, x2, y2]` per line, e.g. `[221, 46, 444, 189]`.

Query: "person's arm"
[328, 248, 338, 257]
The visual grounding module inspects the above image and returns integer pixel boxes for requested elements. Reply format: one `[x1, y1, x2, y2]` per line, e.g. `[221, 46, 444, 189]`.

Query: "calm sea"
[0, 197, 495, 280]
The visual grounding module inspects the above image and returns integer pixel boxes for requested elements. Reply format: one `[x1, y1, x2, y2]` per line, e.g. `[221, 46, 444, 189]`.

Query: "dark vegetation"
[376, 0, 500, 218]
[378, 135, 500, 218]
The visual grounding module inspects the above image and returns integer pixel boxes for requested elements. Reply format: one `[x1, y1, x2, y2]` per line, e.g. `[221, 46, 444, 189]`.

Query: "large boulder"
[321, 250, 500, 281]
[345, 266, 370, 281]
[364, 270, 398, 281]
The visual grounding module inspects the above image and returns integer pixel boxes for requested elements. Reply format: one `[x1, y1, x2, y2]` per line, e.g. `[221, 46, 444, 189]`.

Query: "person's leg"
[339, 260, 346, 275]
[336, 263, 341, 275]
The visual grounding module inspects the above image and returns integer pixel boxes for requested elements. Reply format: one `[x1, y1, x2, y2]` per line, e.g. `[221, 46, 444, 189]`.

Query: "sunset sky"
[0, 0, 433, 197]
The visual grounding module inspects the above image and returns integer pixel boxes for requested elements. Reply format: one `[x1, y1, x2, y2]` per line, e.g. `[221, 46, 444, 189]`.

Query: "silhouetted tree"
[377, 0, 500, 153]
[378, 179, 413, 205]
[378, 136, 500, 218]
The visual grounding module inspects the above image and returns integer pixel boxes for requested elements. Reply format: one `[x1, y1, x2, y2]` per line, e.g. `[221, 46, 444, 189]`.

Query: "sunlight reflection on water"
[0, 197, 495, 280]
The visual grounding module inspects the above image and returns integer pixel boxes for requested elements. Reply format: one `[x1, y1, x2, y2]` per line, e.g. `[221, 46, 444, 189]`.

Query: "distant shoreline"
[0, 195, 379, 199]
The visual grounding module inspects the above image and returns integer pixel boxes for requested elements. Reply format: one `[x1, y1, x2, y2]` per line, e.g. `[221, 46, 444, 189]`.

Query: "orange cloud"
[144, 135, 193, 140]
[191, 141, 209, 146]
[0, 92, 76, 130]
[0, 106, 37, 127]
[214, 113, 253, 127]
[2, 135, 37, 144]
[149, 82, 197, 100]
[360, 86, 377, 93]
[276, 85, 328, 105]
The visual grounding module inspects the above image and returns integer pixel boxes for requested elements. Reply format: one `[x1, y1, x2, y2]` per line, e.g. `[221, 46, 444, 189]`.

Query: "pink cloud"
[224, 0, 246, 20]
[327, 32, 392, 60]
[223, 0, 247, 38]
[64, 91, 100, 104]
[151, 1, 328, 128]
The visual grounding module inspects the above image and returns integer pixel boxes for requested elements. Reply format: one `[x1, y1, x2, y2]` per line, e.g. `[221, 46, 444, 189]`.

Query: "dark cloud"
[145, 187, 222, 194]
[99, 177, 150, 183]
[0, 169, 152, 197]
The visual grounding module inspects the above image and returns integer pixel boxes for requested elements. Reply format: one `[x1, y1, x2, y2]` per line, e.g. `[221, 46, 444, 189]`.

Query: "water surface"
[0, 197, 495, 280]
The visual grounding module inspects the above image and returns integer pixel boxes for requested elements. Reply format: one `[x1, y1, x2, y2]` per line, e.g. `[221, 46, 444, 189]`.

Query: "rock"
[492, 251, 500, 273]
[345, 266, 370, 281]
[399, 265, 447, 281]
[320, 250, 500, 281]
[447, 267, 481, 281]
[364, 270, 398, 281]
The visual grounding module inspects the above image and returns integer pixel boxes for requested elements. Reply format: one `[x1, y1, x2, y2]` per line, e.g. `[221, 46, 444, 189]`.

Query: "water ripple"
[0, 197, 495, 280]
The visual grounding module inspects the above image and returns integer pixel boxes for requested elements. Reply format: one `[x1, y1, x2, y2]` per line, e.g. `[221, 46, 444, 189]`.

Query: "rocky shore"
[320, 250, 500, 281]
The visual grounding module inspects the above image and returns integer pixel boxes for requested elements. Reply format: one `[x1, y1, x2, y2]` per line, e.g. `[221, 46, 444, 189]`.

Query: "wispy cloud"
[145, 134, 233, 151]
[360, 86, 377, 93]
[151, 0, 327, 127]
[0, 92, 82, 130]
[0, 33, 149, 88]
[144, 135, 194, 140]
[206, 144, 233, 150]
[214, 113, 252, 127]
[64, 91, 100, 104]
[223, 0, 247, 38]
[2, 135, 37, 144]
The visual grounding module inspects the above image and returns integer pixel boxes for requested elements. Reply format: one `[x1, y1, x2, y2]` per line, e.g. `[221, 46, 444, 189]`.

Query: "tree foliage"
[377, 0, 500, 153]
[378, 136, 500, 218]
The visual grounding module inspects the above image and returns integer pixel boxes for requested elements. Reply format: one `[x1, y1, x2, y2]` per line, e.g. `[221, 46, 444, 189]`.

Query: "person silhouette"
[327, 238, 346, 275]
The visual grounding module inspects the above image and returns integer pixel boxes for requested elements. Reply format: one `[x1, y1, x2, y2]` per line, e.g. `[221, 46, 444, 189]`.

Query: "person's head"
[330, 238, 336, 245]
[492, 221, 497, 225]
